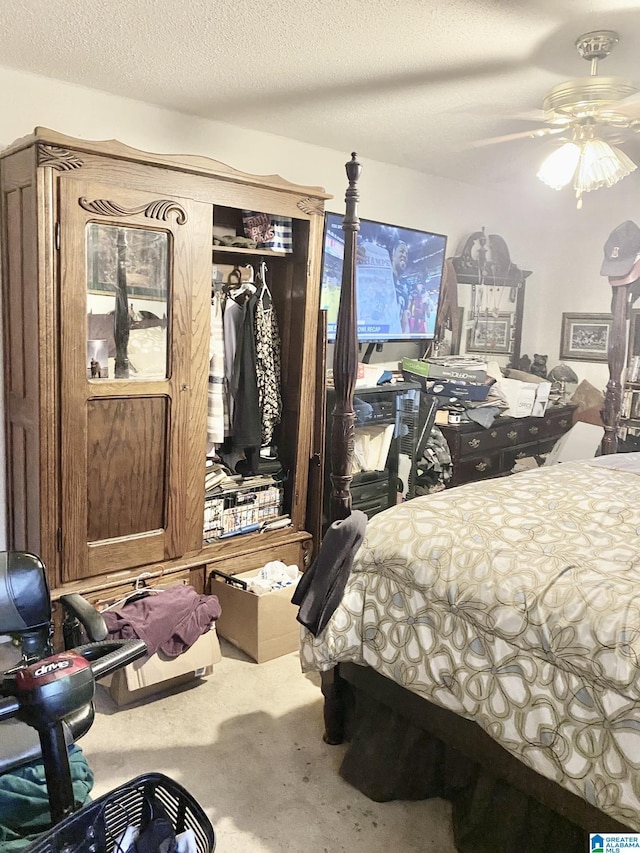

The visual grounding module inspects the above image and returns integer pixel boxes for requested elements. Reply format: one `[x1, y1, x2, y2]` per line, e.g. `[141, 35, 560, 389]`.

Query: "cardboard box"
[105, 626, 221, 706]
[500, 378, 552, 418]
[210, 569, 301, 663]
[403, 365, 492, 401]
[402, 356, 488, 383]
[500, 378, 537, 418]
[424, 379, 492, 401]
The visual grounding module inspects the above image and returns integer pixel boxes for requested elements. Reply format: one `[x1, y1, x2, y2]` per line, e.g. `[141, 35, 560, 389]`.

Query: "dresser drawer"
[453, 452, 502, 485]
[447, 427, 498, 458]
[519, 419, 544, 443]
[537, 437, 561, 456]
[502, 442, 540, 469]
[487, 421, 521, 449]
[541, 408, 574, 438]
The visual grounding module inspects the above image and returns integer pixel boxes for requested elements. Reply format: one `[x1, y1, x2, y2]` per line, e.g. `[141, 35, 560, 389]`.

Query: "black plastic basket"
[25, 773, 215, 853]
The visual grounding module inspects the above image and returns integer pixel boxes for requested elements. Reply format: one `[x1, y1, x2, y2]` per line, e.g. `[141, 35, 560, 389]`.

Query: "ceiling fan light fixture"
[574, 138, 637, 193]
[536, 142, 581, 190]
[530, 29, 640, 207]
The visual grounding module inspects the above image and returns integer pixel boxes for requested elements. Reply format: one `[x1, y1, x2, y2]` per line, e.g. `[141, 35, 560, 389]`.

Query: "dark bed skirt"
[331, 663, 628, 852]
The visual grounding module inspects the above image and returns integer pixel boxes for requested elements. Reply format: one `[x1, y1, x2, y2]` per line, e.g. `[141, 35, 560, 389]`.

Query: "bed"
[300, 155, 640, 848]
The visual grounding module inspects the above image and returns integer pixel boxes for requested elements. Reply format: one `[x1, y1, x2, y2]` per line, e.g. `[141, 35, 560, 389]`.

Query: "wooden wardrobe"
[0, 128, 328, 612]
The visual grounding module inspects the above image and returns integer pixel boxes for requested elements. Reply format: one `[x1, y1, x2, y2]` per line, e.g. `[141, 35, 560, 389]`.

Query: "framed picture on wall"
[466, 313, 512, 354]
[560, 313, 613, 362]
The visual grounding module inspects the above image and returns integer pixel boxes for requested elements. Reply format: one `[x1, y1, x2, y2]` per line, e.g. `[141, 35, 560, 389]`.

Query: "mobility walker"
[0, 551, 216, 852]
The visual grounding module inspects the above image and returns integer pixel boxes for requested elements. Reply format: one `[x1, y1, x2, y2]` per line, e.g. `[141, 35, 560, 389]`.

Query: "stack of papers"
[351, 424, 394, 473]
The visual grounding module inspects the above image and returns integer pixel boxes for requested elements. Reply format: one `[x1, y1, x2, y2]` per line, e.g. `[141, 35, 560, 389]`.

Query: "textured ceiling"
[3, 0, 640, 186]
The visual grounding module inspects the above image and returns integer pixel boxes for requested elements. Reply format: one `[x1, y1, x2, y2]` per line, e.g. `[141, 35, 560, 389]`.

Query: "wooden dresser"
[440, 403, 576, 487]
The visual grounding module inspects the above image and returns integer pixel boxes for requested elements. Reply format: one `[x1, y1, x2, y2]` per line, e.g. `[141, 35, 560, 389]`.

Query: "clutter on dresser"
[403, 354, 557, 425]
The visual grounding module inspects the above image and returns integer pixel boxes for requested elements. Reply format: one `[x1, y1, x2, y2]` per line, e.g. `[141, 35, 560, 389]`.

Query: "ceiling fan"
[475, 30, 640, 147]
[472, 30, 640, 205]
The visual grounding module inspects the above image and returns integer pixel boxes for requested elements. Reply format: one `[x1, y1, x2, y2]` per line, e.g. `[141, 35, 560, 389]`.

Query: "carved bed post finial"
[329, 153, 361, 522]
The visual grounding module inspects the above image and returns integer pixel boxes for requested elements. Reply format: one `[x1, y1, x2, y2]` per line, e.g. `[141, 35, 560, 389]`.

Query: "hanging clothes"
[223, 293, 244, 435]
[254, 265, 282, 445]
[229, 290, 262, 452]
[207, 290, 227, 445]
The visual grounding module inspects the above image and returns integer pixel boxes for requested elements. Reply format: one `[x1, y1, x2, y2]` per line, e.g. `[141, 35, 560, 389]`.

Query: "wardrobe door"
[59, 178, 211, 583]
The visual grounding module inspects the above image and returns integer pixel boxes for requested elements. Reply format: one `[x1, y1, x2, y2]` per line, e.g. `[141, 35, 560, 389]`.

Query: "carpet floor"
[81, 638, 457, 852]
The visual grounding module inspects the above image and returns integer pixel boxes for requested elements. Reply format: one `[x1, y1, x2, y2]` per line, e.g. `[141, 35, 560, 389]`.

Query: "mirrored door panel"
[86, 223, 169, 381]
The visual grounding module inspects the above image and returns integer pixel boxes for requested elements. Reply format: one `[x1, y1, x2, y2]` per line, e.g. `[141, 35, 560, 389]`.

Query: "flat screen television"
[320, 212, 447, 343]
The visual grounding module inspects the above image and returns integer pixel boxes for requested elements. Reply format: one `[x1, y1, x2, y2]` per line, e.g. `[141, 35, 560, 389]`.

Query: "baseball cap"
[600, 220, 640, 276]
[608, 255, 640, 286]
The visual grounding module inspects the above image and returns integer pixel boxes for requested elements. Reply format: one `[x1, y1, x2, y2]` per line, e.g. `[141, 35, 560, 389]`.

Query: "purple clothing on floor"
[102, 585, 222, 658]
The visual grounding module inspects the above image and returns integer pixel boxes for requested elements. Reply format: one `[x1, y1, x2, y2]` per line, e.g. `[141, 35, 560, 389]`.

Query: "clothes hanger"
[258, 260, 272, 305]
[224, 265, 257, 301]
[98, 571, 164, 612]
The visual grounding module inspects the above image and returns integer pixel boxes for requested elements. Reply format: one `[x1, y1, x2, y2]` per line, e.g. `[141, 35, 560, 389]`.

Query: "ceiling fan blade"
[468, 126, 565, 148]
[608, 91, 640, 117]
[510, 109, 548, 123]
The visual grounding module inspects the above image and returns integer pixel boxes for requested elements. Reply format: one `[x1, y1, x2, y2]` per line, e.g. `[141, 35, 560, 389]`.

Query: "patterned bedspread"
[300, 456, 640, 829]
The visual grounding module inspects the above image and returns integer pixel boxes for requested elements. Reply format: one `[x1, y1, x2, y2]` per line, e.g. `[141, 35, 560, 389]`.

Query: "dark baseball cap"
[601, 220, 640, 276]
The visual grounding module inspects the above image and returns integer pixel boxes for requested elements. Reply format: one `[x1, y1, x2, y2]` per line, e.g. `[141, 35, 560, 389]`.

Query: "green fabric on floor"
[0, 744, 93, 852]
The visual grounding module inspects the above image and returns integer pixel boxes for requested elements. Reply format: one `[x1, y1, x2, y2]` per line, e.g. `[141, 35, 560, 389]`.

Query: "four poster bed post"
[328, 152, 361, 522]
[602, 281, 632, 454]
[320, 153, 361, 744]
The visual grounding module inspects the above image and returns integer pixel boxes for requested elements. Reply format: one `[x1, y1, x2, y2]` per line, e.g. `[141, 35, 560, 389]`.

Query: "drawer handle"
[507, 430, 518, 439]
[475, 461, 488, 472]
[528, 426, 539, 435]
[467, 438, 481, 449]
[559, 419, 568, 428]
[490, 430, 497, 438]
[516, 451, 526, 459]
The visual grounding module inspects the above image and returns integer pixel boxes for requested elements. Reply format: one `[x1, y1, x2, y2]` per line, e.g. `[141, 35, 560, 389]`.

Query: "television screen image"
[320, 212, 447, 343]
